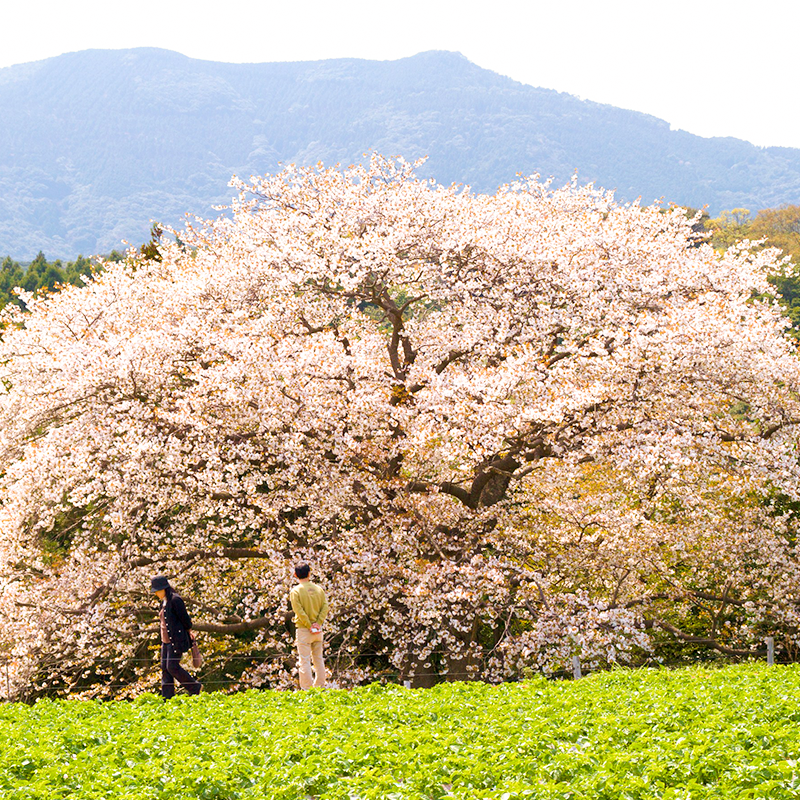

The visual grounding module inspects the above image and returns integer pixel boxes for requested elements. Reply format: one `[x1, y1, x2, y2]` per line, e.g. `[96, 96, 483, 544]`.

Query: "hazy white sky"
[3, 0, 798, 148]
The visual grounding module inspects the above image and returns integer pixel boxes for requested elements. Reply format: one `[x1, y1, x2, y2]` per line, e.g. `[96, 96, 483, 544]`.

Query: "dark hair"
[294, 562, 310, 579]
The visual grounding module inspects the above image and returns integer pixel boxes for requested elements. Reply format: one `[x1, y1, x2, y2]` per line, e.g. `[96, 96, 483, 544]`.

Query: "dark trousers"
[161, 643, 201, 698]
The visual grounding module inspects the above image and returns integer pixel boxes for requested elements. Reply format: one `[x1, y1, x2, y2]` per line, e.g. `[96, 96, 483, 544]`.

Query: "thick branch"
[193, 617, 272, 634]
[126, 548, 275, 568]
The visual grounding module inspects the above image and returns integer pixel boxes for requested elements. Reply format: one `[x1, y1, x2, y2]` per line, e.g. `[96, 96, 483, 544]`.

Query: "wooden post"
[403, 680, 411, 689]
[3, 661, 8, 700]
[766, 636, 775, 666]
[572, 655, 582, 680]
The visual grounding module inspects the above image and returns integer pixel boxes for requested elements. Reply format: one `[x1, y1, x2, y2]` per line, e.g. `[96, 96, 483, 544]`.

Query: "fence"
[0, 636, 784, 700]
[569, 636, 777, 680]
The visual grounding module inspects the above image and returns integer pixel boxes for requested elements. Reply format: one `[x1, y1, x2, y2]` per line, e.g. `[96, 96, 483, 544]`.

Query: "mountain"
[2, 48, 800, 259]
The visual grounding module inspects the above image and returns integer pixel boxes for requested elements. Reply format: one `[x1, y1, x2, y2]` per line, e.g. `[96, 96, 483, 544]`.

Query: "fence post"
[572, 655, 582, 680]
[766, 636, 775, 666]
[3, 661, 8, 700]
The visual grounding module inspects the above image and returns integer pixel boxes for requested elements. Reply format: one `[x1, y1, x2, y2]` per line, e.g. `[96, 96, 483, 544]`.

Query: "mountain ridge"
[1, 47, 799, 259]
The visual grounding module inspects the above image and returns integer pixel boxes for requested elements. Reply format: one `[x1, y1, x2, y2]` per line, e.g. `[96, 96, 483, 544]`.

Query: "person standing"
[289, 562, 329, 689]
[151, 575, 202, 698]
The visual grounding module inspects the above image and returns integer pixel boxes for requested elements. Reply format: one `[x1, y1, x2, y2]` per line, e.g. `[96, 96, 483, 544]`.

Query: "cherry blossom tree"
[2, 156, 800, 697]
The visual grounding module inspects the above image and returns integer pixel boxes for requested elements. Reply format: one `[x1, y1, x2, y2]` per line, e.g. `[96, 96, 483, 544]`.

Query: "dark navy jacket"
[162, 592, 193, 654]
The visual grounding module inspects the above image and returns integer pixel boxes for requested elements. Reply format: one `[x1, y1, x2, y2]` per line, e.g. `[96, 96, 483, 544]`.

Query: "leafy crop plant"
[1, 665, 800, 799]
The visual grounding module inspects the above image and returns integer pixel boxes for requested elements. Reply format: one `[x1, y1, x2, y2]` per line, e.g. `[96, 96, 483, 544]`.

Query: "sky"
[3, 0, 798, 149]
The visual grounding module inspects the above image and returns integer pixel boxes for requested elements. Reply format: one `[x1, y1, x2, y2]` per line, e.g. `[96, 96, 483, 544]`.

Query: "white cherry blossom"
[1, 155, 799, 696]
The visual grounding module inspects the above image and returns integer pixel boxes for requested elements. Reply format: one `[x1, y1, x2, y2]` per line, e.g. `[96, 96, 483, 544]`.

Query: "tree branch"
[193, 617, 273, 634]
[126, 548, 275, 568]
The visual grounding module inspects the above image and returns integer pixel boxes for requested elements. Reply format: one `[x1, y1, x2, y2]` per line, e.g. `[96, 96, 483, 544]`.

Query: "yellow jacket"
[290, 580, 329, 629]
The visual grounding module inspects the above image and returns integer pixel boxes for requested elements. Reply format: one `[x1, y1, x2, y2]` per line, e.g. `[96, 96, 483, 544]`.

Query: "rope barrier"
[0, 638, 783, 699]
[0, 649, 469, 666]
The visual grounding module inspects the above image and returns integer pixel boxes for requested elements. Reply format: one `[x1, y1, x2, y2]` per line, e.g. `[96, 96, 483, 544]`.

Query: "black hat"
[150, 575, 170, 592]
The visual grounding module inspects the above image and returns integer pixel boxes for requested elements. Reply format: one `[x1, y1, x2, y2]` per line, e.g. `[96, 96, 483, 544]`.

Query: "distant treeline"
[2, 206, 800, 336]
[0, 250, 125, 310]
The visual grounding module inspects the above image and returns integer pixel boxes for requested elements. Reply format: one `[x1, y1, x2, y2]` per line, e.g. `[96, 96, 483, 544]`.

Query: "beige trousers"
[296, 627, 326, 689]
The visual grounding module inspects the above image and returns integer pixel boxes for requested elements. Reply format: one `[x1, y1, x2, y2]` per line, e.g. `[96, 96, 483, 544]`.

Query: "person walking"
[151, 575, 202, 698]
[289, 562, 329, 689]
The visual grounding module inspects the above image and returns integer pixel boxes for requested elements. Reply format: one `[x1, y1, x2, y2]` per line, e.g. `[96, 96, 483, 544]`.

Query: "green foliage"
[697, 205, 800, 337]
[707, 208, 755, 250]
[2, 665, 800, 799]
[139, 224, 164, 263]
[767, 271, 800, 334]
[0, 251, 125, 312]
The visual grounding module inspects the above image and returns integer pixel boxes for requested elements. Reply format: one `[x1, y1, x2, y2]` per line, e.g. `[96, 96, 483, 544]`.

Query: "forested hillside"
[2, 48, 800, 258]
[0, 251, 122, 309]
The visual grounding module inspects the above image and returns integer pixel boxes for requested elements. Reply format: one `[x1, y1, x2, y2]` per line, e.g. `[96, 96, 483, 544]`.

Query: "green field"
[1, 664, 799, 799]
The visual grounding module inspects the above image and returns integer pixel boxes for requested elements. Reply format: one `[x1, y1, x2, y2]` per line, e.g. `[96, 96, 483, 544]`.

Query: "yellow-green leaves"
[2, 664, 800, 799]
